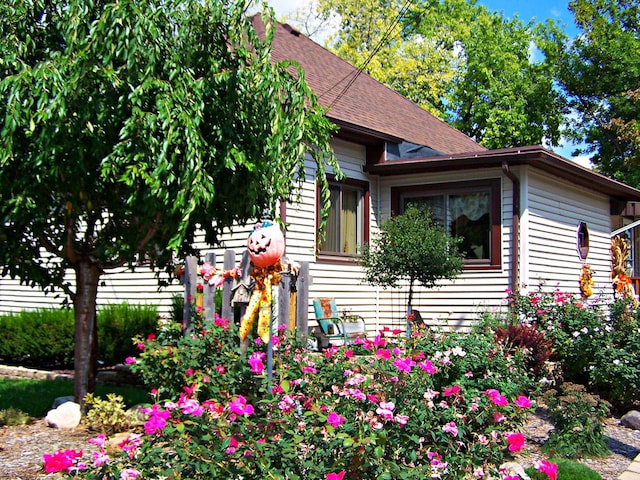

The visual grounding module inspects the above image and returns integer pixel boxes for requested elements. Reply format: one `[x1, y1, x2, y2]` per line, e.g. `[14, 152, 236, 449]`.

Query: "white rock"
[45, 401, 82, 429]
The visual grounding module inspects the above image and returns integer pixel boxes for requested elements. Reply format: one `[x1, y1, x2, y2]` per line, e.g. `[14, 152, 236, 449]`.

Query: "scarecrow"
[239, 221, 286, 343]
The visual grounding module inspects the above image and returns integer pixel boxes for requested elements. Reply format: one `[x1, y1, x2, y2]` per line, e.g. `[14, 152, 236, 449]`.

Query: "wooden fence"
[181, 251, 310, 340]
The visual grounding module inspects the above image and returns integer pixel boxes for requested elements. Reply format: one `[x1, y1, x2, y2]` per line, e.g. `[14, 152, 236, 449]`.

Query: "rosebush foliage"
[504, 285, 640, 411]
[48, 312, 540, 479]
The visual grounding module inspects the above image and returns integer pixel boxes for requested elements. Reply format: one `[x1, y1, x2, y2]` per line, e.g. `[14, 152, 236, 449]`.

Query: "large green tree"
[559, 0, 640, 186]
[292, 0, 567, 149]
[0, 0, 337, 405]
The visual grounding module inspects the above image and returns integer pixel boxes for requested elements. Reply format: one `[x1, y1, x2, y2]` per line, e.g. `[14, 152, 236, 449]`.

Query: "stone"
[499, 462, 530, 480]
[621, 410, 640, 430]
[45, 401, 82, 429]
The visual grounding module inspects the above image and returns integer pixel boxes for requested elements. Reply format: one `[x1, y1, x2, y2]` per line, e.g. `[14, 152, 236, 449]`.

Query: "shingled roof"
[253, 16, 484, 155]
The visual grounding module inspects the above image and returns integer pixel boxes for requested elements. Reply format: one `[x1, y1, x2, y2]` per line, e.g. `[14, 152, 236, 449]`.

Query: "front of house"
[2, 18, 640, 334]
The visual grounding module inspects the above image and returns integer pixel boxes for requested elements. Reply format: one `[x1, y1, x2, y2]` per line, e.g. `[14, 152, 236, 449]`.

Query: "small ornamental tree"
[361, 205, 464, 329]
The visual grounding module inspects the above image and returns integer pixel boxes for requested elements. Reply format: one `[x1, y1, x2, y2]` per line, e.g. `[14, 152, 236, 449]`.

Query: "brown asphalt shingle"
[254, 17, 484, 155]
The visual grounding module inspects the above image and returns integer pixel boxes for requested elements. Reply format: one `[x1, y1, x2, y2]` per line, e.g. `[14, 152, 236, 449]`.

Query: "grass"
[0, 378, 151, 418]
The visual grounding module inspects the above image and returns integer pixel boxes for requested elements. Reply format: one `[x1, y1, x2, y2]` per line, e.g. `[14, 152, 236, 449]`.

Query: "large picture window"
[391, 179, 501, 268]
[318, 178, 369, 258]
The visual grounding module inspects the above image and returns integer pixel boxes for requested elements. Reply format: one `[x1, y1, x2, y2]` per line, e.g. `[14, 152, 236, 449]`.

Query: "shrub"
[46, 312, 542, 479]
[97, 303, 159, 365]
[542, 382, 610, 459]
[0, 309, 75, 367]
[0, 407, 30, 426]
[83, 393, 141, 435]
[503, 286, 640, 411]
[0, 303, 158, 368]
[525, 457, 601, 480]
[493, 323, 554, 377]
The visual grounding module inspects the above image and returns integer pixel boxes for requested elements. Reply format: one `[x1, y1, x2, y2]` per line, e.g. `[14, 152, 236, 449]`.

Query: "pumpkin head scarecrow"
[239, 221, 285, 343]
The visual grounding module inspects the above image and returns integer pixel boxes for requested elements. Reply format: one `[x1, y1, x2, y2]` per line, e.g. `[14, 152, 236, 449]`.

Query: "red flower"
[43, 449, 83, 473]
[505, 432, 526, 452]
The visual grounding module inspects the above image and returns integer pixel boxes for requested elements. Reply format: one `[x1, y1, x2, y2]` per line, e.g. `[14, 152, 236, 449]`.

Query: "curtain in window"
[341, 189, 358, 253]
[322, 188, 340, 252]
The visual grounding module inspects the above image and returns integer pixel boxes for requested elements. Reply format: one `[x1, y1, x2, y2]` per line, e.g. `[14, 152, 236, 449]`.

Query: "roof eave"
[363, 146, 640, 202]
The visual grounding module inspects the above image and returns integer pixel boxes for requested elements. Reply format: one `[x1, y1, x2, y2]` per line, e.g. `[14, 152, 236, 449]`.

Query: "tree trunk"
[73, 260, 100, 410]
[406, 278, 415, 336]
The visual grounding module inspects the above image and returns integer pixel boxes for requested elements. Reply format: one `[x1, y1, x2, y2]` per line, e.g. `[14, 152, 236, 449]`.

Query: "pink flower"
[442, 421, 458, 436]
[43, 449, 83, 473]
[393, 356, 416, 373]
[327, 471, 346, 480]
[376, 401, 395, 421]
[142, 405, 171, 434]
[418, 359, 437, 374]
[118, 433, 143, 458]
[534, 460, 558, 480]
[376, 348, 392, 359]
[485, 389, 509, 406]
[327, 411, 346, 427]
[228, 395, 254, 416]
[443, 385, 461, 397]
[514, 395, 532, 408]
[125, 357, 135, 365]
[248, 352, 266, 375]
[225, 436, 239, 454]
[87, 434, 106, 447]
[120, 468, 141, 480]
[505, 432, 526, 452]
[493, 412, 506, 423]
[92, 449, 109, 467]
[395, 414, 409, 426]
[200, 262, 216, 280]
[185, 368, 194, 376]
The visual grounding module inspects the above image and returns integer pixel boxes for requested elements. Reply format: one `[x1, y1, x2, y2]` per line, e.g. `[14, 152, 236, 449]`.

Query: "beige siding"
[522, 168, 613, 299]
[0, 141, 618, 330]
[371, 168, 514, 329]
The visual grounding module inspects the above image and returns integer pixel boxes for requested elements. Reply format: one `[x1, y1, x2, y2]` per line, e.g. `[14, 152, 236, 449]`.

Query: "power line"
[318, 0, 414, 109]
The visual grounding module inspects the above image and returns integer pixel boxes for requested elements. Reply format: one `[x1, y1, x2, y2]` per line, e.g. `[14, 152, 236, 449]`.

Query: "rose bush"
[503, 285, 640, 411]
[45, 311, 555, 479]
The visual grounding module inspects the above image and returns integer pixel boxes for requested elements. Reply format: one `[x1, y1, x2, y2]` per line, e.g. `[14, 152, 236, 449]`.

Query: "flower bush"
[504, 285, 640, 411]
[43, 309, 553, 480]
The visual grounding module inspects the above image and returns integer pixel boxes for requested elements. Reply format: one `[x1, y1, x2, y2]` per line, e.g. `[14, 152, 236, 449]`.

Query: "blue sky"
[265, 1, 588, 165]
[478, 0, 578, 37]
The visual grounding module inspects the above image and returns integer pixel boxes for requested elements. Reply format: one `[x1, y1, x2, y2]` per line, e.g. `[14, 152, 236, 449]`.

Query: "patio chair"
[312, 298, 365, 350]
[311, 298, 348, 350]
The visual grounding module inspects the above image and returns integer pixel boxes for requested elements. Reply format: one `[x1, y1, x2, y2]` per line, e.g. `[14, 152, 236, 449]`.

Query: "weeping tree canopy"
[361, 205, 464, 316]
[0, 0, 337, 405]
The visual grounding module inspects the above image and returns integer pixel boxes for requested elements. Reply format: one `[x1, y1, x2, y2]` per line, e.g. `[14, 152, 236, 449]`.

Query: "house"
[2, 17, 640, 334]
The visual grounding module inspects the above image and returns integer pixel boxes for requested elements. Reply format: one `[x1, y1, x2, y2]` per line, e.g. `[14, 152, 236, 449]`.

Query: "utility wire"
[318, 0, 414, 109]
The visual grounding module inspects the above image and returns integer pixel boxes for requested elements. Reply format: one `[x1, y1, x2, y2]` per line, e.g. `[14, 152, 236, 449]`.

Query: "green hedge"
[0, 303, 159, 368]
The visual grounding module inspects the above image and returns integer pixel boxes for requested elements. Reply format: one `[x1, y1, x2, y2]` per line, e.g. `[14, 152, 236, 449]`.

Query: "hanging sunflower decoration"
[579, 263, 594, 298]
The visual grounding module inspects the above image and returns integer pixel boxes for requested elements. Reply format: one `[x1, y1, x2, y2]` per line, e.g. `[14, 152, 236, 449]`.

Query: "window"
[391, 179, 501, 268]
[577, 222, 589, 260]
[318, 178, 369, 258]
